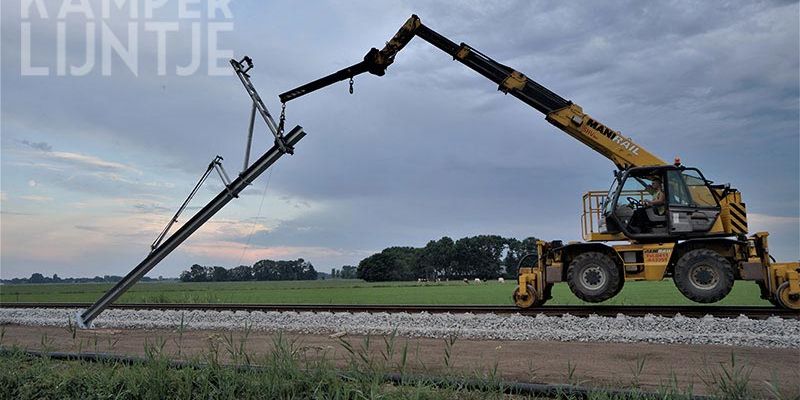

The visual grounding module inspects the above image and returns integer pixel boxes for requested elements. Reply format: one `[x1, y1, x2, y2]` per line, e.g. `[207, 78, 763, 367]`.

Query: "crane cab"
[595, 165, 726, 242]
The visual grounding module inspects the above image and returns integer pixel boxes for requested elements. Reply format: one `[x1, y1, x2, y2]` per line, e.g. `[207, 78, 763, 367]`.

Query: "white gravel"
[1, 308, 798, 349]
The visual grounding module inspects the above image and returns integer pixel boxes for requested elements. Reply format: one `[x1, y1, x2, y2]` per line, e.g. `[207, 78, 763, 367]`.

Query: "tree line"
[1, 273, 160, 285]
[357, 235, 538, 282]
[5, 236, 535, 285]
[179, 258, 318, 282]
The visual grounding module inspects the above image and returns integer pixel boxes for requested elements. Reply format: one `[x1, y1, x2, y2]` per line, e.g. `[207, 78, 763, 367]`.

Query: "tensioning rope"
[236, 165, 276, 267]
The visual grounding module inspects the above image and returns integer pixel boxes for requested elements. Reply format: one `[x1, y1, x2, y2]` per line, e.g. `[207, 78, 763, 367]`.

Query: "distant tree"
[29, 273, 46, 284]
[274, 260, 295, 280]
[358, 253, 395, 282]
[385, 247, 419, 280]
[340, 265, 357, 279]
[452, 235, 506, 279]
[253, 259, 277, 281]
[228, 265, 253, 281]
[211, 266, 228, 282]
[250, 259, 317, 281]
[298, 259, 318, 280]
[357, 247, 419, 282]
[180, 264, 209, 282]
[418, 237, 455, 279]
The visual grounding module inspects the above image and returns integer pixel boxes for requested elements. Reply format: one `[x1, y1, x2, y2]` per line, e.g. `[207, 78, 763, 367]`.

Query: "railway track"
[1, 302, 796, 319]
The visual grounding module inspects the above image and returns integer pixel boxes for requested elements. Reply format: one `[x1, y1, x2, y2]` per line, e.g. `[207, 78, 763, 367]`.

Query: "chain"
[278, 102, 286, 136]
[349, 77, 354, 94]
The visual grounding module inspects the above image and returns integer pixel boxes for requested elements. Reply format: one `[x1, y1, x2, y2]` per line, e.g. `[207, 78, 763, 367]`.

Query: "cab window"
[615, 175, 657, 207]
[666, 170, 691, 206]
[683, 170, 717, 207]
[666, 170, 717, 207]
[603, 177, 620, 215]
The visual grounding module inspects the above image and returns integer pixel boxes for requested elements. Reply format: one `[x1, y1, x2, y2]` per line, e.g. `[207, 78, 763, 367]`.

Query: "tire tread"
[567, 252, 621, 303]
[673, 249, 734, 303]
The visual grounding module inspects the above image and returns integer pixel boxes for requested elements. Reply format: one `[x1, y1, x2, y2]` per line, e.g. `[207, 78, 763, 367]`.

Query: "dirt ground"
[1, 324, 797, 397]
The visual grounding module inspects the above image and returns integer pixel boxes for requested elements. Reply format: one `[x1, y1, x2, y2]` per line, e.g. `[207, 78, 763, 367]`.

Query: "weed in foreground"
[628, 353, 647, 389]
[700, 353, 754, 400]
[172, 312, 186, 358]
[443, 331, 459, 369]
[655, 370, 695, 399]
[763, 367, 800, 400]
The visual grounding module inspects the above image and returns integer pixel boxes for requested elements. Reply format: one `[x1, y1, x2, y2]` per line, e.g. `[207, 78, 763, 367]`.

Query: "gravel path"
[1, 308, 798, 348]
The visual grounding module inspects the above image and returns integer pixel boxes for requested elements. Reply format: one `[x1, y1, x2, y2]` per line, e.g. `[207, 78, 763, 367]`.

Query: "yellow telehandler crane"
[279, 15, 799, 310]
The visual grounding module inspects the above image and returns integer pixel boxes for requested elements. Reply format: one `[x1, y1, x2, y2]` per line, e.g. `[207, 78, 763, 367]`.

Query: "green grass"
[0, 340, 508, 400]
[2, 331, 781, 399]
[0, 279, 770, 306]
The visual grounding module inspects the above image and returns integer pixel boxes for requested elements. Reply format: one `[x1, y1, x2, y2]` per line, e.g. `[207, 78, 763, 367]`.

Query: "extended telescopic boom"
[279, 14, 665, 170]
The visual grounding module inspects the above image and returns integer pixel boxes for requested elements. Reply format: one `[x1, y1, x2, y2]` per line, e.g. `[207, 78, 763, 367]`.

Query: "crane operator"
[630, 177, 665, 233]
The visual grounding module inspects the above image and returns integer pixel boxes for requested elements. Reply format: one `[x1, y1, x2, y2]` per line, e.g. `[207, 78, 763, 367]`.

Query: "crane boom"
[280, 15, 665, 170]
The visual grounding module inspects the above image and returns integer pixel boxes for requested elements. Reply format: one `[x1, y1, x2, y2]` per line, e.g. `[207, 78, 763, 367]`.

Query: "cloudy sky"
[1, 0, 798, 279]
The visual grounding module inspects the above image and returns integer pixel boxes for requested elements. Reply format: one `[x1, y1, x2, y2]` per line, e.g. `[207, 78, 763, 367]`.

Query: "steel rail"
[1, 303, 796, 319]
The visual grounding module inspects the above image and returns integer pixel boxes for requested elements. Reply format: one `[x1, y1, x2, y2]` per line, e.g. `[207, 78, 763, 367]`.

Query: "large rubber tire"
[567, 252, 621, 303]
[672, 249, 734, 303]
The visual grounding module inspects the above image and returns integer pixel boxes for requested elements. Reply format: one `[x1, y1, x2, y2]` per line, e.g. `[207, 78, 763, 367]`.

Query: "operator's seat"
[645, 207, 666, 223]
[644, 207, 668, 236]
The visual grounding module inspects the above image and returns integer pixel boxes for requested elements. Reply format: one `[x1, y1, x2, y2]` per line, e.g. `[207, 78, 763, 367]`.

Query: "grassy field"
[0, 330, 775, 399]
[0, 279, 770, 306]
[0, 339, 509, 400]
[0, 341, 719, 400]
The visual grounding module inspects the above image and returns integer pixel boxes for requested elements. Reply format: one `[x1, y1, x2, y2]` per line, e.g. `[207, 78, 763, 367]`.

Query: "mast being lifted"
[76, 57, 306, 328]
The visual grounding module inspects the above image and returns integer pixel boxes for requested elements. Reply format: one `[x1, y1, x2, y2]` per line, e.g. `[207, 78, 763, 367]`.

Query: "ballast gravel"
[1, 308, 798, 349]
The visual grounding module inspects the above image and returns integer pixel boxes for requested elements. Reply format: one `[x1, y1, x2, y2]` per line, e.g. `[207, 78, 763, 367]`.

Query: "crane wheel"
[513, 284, 541, 308]
[566, 252, 621, 303]
[775, 282, 800, 310]
[672, 249, 733, 303]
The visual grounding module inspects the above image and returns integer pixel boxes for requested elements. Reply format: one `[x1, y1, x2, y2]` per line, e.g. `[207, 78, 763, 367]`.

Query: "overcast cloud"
[1, 0, 798, 279]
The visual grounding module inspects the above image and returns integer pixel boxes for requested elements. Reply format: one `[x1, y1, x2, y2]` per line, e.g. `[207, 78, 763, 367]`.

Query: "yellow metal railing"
[581, 190, 647, 241]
